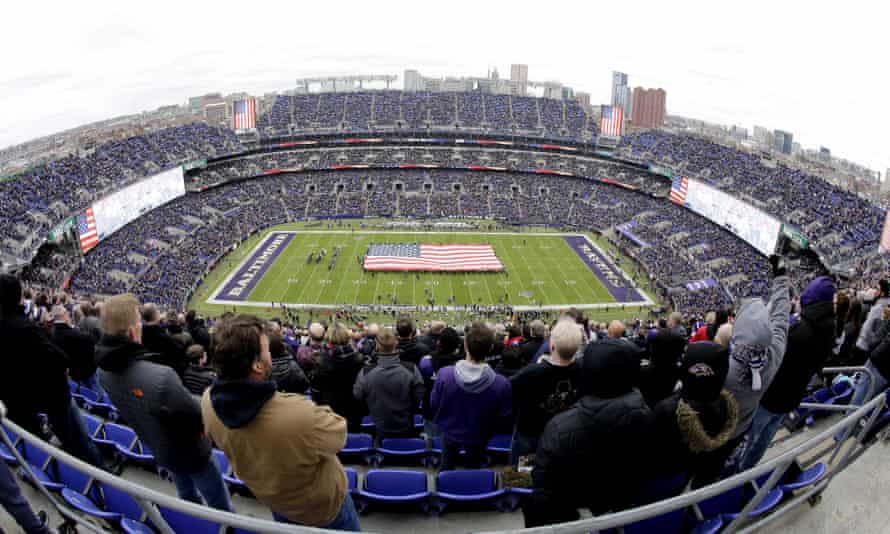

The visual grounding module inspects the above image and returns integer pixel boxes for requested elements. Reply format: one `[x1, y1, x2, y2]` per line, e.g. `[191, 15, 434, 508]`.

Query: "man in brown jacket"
[201, 315, 359, 531]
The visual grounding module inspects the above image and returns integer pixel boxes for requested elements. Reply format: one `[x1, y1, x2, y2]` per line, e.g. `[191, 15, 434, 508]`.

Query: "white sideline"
[206, 230, 654, 310]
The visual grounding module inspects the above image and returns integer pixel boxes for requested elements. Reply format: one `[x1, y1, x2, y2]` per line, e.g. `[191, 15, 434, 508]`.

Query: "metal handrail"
[1, 371, 886, 534]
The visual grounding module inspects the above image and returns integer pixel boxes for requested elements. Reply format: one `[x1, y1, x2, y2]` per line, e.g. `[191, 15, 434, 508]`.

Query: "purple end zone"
[217, 232, 295, 301]
[563, 235, 644, 302]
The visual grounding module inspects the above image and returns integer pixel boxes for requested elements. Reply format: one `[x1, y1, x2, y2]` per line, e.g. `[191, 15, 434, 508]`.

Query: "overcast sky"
[2, 1, 887, 173]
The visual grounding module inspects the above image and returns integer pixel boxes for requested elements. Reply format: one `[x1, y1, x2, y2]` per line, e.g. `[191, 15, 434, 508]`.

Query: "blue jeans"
[51, 399, 105, 468]
[170, 457, 232, 512]
[0, 460, 50, 533]
[274, 492, 361, 532]
[509, 430, 537, 468]
[739, 406, 785, 471]
[836, 362, 889, 441]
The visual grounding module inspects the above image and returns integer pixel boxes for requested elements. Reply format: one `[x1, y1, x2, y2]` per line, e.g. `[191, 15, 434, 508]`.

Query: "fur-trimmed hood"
[676, 390, 738, 454]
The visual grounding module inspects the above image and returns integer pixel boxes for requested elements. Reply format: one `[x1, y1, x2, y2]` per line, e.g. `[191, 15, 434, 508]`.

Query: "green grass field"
[188, 221, 658, 323]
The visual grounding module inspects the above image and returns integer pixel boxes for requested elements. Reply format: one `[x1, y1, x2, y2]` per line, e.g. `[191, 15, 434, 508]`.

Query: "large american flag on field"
[670, 176, 689, 205]
[600, 105, 624, 137]
[77, 208, 99, 253]
[233, 98, 256, 130]
[363, 243, 504, 272]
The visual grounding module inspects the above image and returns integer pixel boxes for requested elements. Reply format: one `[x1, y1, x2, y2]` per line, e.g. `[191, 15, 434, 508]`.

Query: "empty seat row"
[339, 432, 511, 467]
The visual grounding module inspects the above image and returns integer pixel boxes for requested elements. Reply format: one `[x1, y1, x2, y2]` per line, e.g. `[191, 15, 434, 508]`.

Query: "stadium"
[1, 57, 889, 534]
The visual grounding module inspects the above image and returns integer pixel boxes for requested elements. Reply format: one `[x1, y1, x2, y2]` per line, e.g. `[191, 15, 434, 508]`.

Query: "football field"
[202, 228, 650, 311]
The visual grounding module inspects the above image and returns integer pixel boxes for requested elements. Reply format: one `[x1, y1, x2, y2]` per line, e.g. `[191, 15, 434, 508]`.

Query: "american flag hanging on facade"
[600, 105, 624, 137]
[670, 176, 689, 205]
[233, 98, 256, 130]
[77, 208, 99, 253]
[363, 243, 504, 272]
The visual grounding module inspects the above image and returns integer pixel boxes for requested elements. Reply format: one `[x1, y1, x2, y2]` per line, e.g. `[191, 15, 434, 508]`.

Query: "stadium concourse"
[2, 89, 890, 532]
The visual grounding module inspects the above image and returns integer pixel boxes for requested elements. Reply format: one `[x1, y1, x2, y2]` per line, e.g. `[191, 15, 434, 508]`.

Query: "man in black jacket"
[140, 303, 187, 377]
[524, 333, 655, 527]
[740, 276, 836, 470]
[185, 310, 211, 351]
[0, 275, 105, 468]
[98, 294, 231, 511]
[509, 319, 582, 467]
[51, 304, 99, 392]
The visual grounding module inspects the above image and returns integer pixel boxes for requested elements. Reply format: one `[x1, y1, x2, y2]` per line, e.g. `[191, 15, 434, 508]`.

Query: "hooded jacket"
[525, 389, 655, 526]
[397, 337, 430, 365]
[140, 324, 187, 377]
[653, 391, 739, 485]
[761, 299, 835, 414]
[96, 335, 210, 473]
[856, 296, 890, 352]
[52, 322, 96, 382]
[353, 352, 423, 433]
[864, 319, 890, 381]
[201, 380, 347, 526]
[725, 275, 790, 438]
[431, 360, 512, 446]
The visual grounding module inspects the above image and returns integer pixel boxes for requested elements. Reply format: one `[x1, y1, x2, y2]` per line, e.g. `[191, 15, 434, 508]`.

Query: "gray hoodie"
[725, 275, 790, 438]
[856, 296, 890, 352]
[454, 360, 496, 393]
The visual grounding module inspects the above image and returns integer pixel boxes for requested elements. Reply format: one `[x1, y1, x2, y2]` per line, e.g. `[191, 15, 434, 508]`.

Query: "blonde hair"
[550, 319, 583, 360]
[101, 294, 141, 337]
[325, 322, 352, 346]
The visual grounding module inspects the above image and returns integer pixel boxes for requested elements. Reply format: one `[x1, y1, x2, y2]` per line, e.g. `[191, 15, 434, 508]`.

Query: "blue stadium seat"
[345, 467, 358, 493]
[101, 482, 148, 523]
[632, 473, 688, 506]
[158, 503, 224, 534]
[376, 438, 428, 466]
[486, 434, 512, 463]
[339, 433, 375, 465]
[211, 449, 247, 493]
[78, 388, 116, 418]
[721, 488, 783, 520]
[102, 423, 154, 465]
[433, 470, 507, 513]
[355, 470, 432, 514]
[360, 416, 375, 433]
[779, 463, 827, 492]
[19, 441, 64, 492]
[413, 414, 424, 430]
[623, 509, 687, 534]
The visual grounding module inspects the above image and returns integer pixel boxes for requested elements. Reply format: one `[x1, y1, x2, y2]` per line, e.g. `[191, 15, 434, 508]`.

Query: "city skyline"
[1, 0, 886, 173]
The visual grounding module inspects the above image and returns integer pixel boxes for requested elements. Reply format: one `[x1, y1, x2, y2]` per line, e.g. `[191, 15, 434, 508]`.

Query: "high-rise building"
[611, 72, 631, 114]
[623, 86, 633, 118]
[630, 87, 666, 128]
[510, 64, 528, 83]
[753, 125, 771, 146]
[404, 70, 423, 92]
[774, 130, 793, 155]
[574, 91, 591, 108]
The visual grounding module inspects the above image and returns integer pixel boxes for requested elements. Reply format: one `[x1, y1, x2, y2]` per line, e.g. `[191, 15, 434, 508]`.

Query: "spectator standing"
[353, 328, 424, 440]
[297, 322, 328, 375]
[50, 304, 100, 394]
[182, 345, 217, 396]
[431, 322, 512, 470]
[140, 303, 187, 377]
[0, 275, 105, 468]
[201, 315, 358, 531]
[97, 294, 231, 511]
[313, 323, 367, 431]
[524, 330, 655, 526]
[396, 316, 430, 365]
[509, 319, 582, 467]
[741, 276, 836, 470]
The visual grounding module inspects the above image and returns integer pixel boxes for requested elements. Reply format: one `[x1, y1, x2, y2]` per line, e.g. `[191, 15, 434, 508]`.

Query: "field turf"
[209, 230, 617, 308]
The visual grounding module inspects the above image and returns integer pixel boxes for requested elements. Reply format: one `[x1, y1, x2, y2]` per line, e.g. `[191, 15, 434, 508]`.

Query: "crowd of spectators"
[254, 91, 596, 140]
[6, 263, 889, 530]
[0, 123, 242, 260]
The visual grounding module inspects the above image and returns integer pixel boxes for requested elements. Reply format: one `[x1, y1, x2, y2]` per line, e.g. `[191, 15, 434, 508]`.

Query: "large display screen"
[683, 178, 782, 256]
[92, 167, 186, 240]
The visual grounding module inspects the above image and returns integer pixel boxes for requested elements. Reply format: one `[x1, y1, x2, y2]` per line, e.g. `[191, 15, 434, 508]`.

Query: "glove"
[768, 255, 786, 277]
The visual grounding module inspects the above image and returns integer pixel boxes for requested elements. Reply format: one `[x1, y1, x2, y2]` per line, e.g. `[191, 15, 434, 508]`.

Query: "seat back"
[103, 423, 137, 449]
[21, 440, 54, 471]
[158, 504, 222, 534]
[436, 470, 496, 495]
[100, 482, 146, 521]
[81, 414, 104, 438]
[79, 388, 102, 403]
[381, 438, 426, 453]
[364, 470, 427, 496]
[212, 449, 231, 475]
[344, 433, 373, 450]
[345, 467, 358, 491]
[56, 457, 94, 495]
[697, 485, 745, 519]
[633, 473, 688, 506]
[487, 434, 512, 450]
